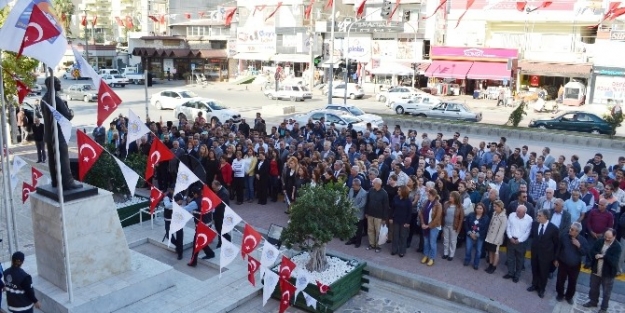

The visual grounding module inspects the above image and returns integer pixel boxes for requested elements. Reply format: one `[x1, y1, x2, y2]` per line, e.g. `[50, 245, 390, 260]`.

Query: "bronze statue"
[41, 76, 83, 190]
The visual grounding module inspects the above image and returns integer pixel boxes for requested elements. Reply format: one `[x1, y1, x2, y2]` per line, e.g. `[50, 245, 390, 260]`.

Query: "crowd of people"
[100, 109, 625, 312]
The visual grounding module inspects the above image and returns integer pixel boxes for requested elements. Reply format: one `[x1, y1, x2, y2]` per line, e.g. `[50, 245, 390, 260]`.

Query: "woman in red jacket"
[218, 155, 233, 188]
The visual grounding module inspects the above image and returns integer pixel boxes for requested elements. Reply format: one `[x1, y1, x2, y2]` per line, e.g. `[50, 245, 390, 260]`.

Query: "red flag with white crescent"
[148, 15, 158, 22]
[145, 137, 175, 181]
[224, 8, 237, 26]
[76, 130, 104, 181]
[160, 14, 166, 24]
[455, 0, 476, 28]
[16, 80, 30, 104]
[279, 256, 296, 280]
[81, 15, 87, 27]
[18, 5, 62, 59]
[185, 13, 191, 19]
[247, 255, 260, 286]
[201, 184, 221, 215]
[190, 221, 217, 263]
[149, 186, 164, 214]
[305, 0, 315, 19]
[31, 167, 43, 187]
[91, 15, 98, 26]
[325, 0, 333, 10]
[388, 0, 400, 20]
[265, 2, 283, 21]
[115, 16, 124, 26]
[22, 182, 35, 203]
[279, 278, 296, 313]
[591, 2, 620, 27]
[241, 224, 262, 258]
[356, 0, 367, 18]
[316, 280, 330, 294]
[423, 0, 447, 19]
[96, 82, 122, 127]
[609, 6, 625, 20]
[125, 16, 134, 28]
[516, 1, 526, 11]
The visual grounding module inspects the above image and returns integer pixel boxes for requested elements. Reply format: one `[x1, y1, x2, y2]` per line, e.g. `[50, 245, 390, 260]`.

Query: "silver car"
[410, 102, 482, 122]
[392, 95, 441, 115]
[323, 104, 383, 125]
[293, 109, 369, 132]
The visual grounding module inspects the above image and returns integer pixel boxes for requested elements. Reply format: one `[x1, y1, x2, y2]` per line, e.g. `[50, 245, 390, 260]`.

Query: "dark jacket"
[32, 123, 44, 142]
[550, 209, 572, 237]
[3, 266, 38, 311]
[365, 188, 389, 219]
[530, 222, 560, 262]
[590, 238, 622, 278]
[465, 212, 490, 240]
[556, 233, 588, 267]
[392, 196, 412, 225]
[41, 91, 73, 142]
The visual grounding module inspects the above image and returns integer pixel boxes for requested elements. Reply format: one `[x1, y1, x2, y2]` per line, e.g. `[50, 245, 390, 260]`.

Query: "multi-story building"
[587, 26, 625, 105]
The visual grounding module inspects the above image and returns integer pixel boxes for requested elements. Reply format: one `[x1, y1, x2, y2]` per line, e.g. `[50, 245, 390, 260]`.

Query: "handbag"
[378, 225, 388, 246]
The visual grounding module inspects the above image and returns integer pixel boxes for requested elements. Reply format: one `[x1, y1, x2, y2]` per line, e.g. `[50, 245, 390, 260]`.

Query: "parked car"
[264, 84, 313, 101]
[28, 84, 43, 96]
[174, 98, 242, 124]
[64, 84, 97, 102]
[410, 102, 482, 122]
[102, 74, 129, 87]
[392, 95, 441, 115]
[376, 86, 421, 104]
[150, 89, 200, 110]
[322, 83, 365, 99]
[98, 68, 120, 76]
[528, 111, 614, 135]
[323, 104, 383, 125]
[293, 109, 371, 132]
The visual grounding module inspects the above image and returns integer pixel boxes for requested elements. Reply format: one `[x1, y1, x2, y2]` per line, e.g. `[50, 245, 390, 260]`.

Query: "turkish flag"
[516, 1, 526, 11]
[423, 0, 447, 19]
[356, 0, 367, 18]
[91, 15, 98, 26]
[81, 15, 87, 27]
[388, 0, 400, 20]
[18, 5, 62, 59]
[201, 184, 221, 215]
[199, 12, 205, 18]
[145, 137, 175, 181]
[31, 167, 43, 187]
[279, 256, 296, 281]
[190, 222, 217, 263]
[247, 255, 260, 286]
[22, 182, 35, 203]
[253, 5, 266, 16]
[148, 15, 158, 22]
[304, 0, 315, 19]
[185, 13, 191, 19]
[316, 280, 330, 294]
[96, 82, 122, 127]
[160, 15, 166, 24]
[265, 2, 283, 21]
[76, 130, 104, 180]
[16, 80, 30, 104]
[224, 8, 237, 26]
[325, 0, 333, 10]
[125, 16, 134, 29]
[61, 13, 67, 22]
[609, 6, 625, 20]
[241, 224, 262, 258]
[279, 278, 296, 313]
[454, 0, 476, 28]
[149, 186, 164, 214]
[115, 16, 124, 26]
[592, 2, 621, 27]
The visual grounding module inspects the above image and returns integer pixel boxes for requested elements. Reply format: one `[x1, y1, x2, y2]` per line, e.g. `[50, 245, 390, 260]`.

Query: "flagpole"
[0, 52, 16, 255]
[144, 70, 149, 120]
[46, 66, 74, 303]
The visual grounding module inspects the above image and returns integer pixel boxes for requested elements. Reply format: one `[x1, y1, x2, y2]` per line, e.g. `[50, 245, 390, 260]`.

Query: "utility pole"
[83, 9, 90, 66]
[326, 0, 336, 103]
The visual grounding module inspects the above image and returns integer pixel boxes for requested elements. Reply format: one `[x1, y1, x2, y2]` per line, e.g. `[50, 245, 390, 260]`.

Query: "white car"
[174, 98, 241, 124]
[293, 109, 370, 132]
[264, 85, 313, 101]
[392, 95, 442, 115]
[102, 74, 129, 87]
[323, 104, 383, 125]
[150, 89, 200, 110]
[322, 83, 365, 100]
[376, 87, 421, 105]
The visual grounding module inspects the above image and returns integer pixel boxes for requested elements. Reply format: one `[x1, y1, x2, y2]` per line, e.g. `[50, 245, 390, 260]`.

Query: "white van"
[98, 68, 119, 76]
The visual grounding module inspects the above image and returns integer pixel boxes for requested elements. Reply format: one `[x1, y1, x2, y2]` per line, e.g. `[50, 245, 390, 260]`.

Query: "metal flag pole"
[0, 53, 16, 255]
[144, 70, 149, 120]
[46, 66, 74, 303]
[326, 0, 336, 104]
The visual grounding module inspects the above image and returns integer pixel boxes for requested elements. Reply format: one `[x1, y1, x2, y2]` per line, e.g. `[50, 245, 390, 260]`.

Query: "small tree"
[83, 144, 147, 197]
[280, 183, 358, 272]
[603, 105, 623, 138]
[506, 100, 528, 127]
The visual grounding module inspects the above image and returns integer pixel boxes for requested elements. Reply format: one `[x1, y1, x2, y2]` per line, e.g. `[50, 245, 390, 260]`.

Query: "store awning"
[233, 52, 274, 61]
[466, 62, 511, 80]
[425, 61, 473, 79]
[273, 54, 313, 63]
[518, 61, 592, 78]
[320, 60, 343, 68]
[197, 49, 227, 59]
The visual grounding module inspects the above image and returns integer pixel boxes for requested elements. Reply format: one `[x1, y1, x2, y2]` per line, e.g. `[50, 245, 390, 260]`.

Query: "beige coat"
[485, 211, 508, 246]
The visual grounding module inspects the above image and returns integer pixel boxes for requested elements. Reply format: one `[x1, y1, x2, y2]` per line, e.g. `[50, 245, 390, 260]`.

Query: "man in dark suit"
[212, 180, 231, 248]
[32, 118, 45, 163]
[378, 155, 391, 185]
[255, 152, 270, 205]
[527, 209, 560, 298]
[583, 228, 621, 312]
[494, 171, 511, 206]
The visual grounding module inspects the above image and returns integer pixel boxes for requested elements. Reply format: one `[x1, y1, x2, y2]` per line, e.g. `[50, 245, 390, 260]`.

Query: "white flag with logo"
[262, 270, 279, 307]
[43, 101, 73, 144]
[219, 236, 240, 277]
[168, 202, 193, 248]
[10, 155, 27, 190]
[303, 292, 317, 309]
[259, 241, 279, 279]
[113, 157, 140, 197]
[126, 109, 151, 152]
[173, 162, 200, 195]
[72, 46, 100, 87]
[294, 269, 311, 300]
[221, 205, 242, 235]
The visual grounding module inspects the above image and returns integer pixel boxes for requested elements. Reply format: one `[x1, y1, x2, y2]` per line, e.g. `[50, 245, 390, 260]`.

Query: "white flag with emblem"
[221, 205, 242, 235]
[168, 201, 193, 248]
[113, 157, 140, 197]
[126, 109, 151, 152]
[303, 292, 317, 309]
[219, 236, 240, 277]
[72, 46, 101, 87]
[294, 269, 311, 300]
[173, 162, 200, 195]
[43, 101, 73, 144]
[10, 155, 27, 190]
[262, 270, 279, 307]
[259, 241, 279, 279]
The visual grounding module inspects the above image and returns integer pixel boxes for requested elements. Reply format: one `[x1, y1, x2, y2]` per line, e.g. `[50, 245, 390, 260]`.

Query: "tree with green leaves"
[52, 0, 75, 37]
[280, 183, 358, 272]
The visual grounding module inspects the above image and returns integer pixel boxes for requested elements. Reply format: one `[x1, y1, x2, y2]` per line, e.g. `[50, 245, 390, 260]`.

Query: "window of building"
[210, 41, 226, 49]
[210, 27, 226, 36]
[186, 26, 209, 36]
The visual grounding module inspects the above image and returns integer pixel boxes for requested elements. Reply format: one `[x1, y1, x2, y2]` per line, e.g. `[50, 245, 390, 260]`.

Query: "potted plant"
[274, 183, 367, 312]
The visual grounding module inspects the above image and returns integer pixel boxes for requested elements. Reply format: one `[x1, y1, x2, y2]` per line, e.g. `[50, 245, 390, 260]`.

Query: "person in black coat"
[255, 152, 270, 205]
[583, 229, 621, 312]
[212, 180, 231, 248]
[528, 209, 560, 298]
[391, 186, 412, 257]
[3, 252, 40, 311]
[32, 118, 45, 163]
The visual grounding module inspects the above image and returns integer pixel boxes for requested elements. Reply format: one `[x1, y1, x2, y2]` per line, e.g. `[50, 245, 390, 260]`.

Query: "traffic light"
[403, 10, 411, 21]
[381, 0, 392, 18]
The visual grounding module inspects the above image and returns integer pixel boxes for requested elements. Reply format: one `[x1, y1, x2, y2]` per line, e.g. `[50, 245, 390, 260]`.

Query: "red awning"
[424, 61, 473, 79]
[466, 62, 511, 80]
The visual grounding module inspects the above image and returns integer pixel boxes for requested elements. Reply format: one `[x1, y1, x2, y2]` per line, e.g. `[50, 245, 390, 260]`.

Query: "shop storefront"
[234, 27, 276, 76]
[518, 61, 592, 98]
[133, 48, 228, 81]
[425, 46, 517, 95]
[589, 66, 625, 105]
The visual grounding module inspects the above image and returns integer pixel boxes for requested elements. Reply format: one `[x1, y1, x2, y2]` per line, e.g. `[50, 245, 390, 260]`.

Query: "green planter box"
[271, 254, 367, 313]
[116, 197, 150, 227]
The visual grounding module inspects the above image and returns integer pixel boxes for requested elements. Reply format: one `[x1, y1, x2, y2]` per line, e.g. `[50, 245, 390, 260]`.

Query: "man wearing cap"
[3, 252, 41, 312]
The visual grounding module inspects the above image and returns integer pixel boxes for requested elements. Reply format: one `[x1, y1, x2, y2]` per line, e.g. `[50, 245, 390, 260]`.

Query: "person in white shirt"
[544, 170, 557, 190]
[231, 151, 246, 205]
[504, 205, 533, 283]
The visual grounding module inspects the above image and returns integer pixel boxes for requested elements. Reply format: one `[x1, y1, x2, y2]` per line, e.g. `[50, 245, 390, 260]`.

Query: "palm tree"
[53, 0, 75, 37]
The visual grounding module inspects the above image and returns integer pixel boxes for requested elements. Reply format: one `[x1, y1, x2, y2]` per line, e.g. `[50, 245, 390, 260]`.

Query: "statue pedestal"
[24, 189, 175, 313]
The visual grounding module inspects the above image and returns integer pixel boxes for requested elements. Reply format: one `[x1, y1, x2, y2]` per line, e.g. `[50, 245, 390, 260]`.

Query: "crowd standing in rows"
[94, 110, 625, 312]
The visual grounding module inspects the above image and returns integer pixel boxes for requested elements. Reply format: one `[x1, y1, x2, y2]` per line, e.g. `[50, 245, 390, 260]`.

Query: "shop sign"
[344, 35, 371, 61]
[431, 46, 518, 60]
[236, 27, 276, 54]
[335, 18, 404, 33]
[594, 67, 625, 76]
[593, 76, 625, 104]
[530, 75, 540, 86]
[610, 30, 625, 41]
[372, 40, 397, 59]
[227, 39, 237, 58]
